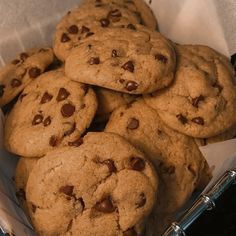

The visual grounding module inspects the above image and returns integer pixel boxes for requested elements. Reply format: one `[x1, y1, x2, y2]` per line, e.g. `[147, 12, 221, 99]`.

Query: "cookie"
[65, 25, 176, 94]
[82, 0, 158, 30]
[0, 48, 54, 106]
[144, 44, 236, 138]
[105, 100, 211, 214]
[53, 2, 142, 61]
[95, 87, 138, 122]
[4, 69, 97, 157]
[26, 132, 158, 236]
[195, 122, 236, 146]
[15, 157, 38, 213]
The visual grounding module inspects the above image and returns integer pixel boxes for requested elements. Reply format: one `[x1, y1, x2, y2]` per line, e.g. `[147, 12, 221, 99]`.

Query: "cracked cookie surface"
[144, 45, 236, 138]
[105, 100, 211, 214]
[4, 70, 97, 157]
[26, 132, 158, 236]
[0, 48, 54, 106]
[65, 25, 176, 94]
[53, 2, 142, 61]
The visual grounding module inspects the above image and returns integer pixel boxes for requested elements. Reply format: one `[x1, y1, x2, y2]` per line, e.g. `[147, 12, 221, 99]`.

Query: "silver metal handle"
[162, 168, 236, 236]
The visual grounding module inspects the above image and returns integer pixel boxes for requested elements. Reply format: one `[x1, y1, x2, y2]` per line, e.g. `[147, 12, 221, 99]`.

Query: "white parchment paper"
[0, 0, 236, 235]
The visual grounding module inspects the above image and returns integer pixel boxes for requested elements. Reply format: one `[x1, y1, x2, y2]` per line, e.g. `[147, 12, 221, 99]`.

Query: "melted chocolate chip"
[135, 193, 146, 208]
[130, 157, 145, 171]
[49, 135, 58, 147]
[127, 118, 139, 130]
[0, 85, 5, 97]
[20, 52, 29, 61]
[100, 18, 110, 27]
[122, 61, 134, 72]
[102, 159, 117, 173]
[81, 26, 90, 33]
[85, 32, 95, 37]
[127, 24, 136, 30]
[94, 196, 116, 213]
[68, 137, 83, 147]
[28, 67, 41, 78]
[32, 114, 43, 125]
[108, 9, 122, 18]
[88, 57, 100, 65]
[57, 88, 70, 102]
[123, 228, 137, 236]
[176, 114, 188, 124]
[61, 103, 75, 117]
[155, 54, 168, 64]
[61, 33, 71, 43]
[32, 204, 37, 213]
[64, 123, 76, 136]
[111, 49, 118, 57]
[12, 59, 21, 65]
[16, 188, 26, 200]
[192, 95, 204, 108]
[59, 185, 74, 196]
[191, 117, 204, 125]
[125, 81, 138, 91]
[43, 116, 51, 127]
[10, 79, 21, 88]
[68, 25, 79, 34]
[40, 92, 53, 104]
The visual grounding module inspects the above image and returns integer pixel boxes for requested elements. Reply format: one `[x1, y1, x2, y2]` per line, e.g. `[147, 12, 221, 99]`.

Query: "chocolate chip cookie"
[144, 45, 236, 138]
[0, 48, 54, 106]
[105, 100, 211, 214]
[95, 87, 138, 122]
[65, 25, 176, 94]
[53, 3, 142, 61]
[26, 132, 158, 236]
[82, 0, 158, 30]
[15, 157, 39, 213]
[4, 69, 97, 157]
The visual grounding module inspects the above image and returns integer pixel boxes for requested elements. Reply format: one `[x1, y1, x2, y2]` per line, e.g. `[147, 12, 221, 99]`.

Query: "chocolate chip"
[32, 114, 43, 125]
[43, 116, 51, 127]
[94, 196, 116, 213]
[49, 135, 58, 147]
[61, 33, 71, 43]
[135, 193, 146, 208]
[81, 26, 90, 33]
[130, 157, 145, 171]
[32, 204, 37, 213]
[16, 188, 26, 200]
[10, 79, 22, 88]
[123, 228, 137, 236]
[88, 57, 100, 65]
[61, 103, 75, 117]
[192, 95, 204, 108]
[40, 92, 53, 104]
[28, 67, 41, 78]
[0, 85, 5, 97]
[119, 79, 125, 84]
[191, 117, 204, 125]
[59, 185, 74, 196]
[108, 9, 122, 18]
[20, 52, 29, 61]
[125, 81, 138, 91]
[12, 59, 21, 65]
[122, 61, 134, 72]
[155, 54, 168, 64]
[85, 32, 94, 37]
[127, 118, 139, 130]
[57, 88, 70, 102]
[100, 18, 110, 27]
[127, 24, 136, 30]
[64, 122, 76, 136]
[102, 159, 117, 173]
[68, 25, 79, 34]
[111, 49, 118, 57]
[68, 137, 83, 147]
[176, 114, 188, 124]
[79, 197, 85, 210]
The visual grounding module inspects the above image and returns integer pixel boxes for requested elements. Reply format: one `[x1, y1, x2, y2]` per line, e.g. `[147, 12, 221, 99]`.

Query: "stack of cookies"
[1, 0, 236, 235]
